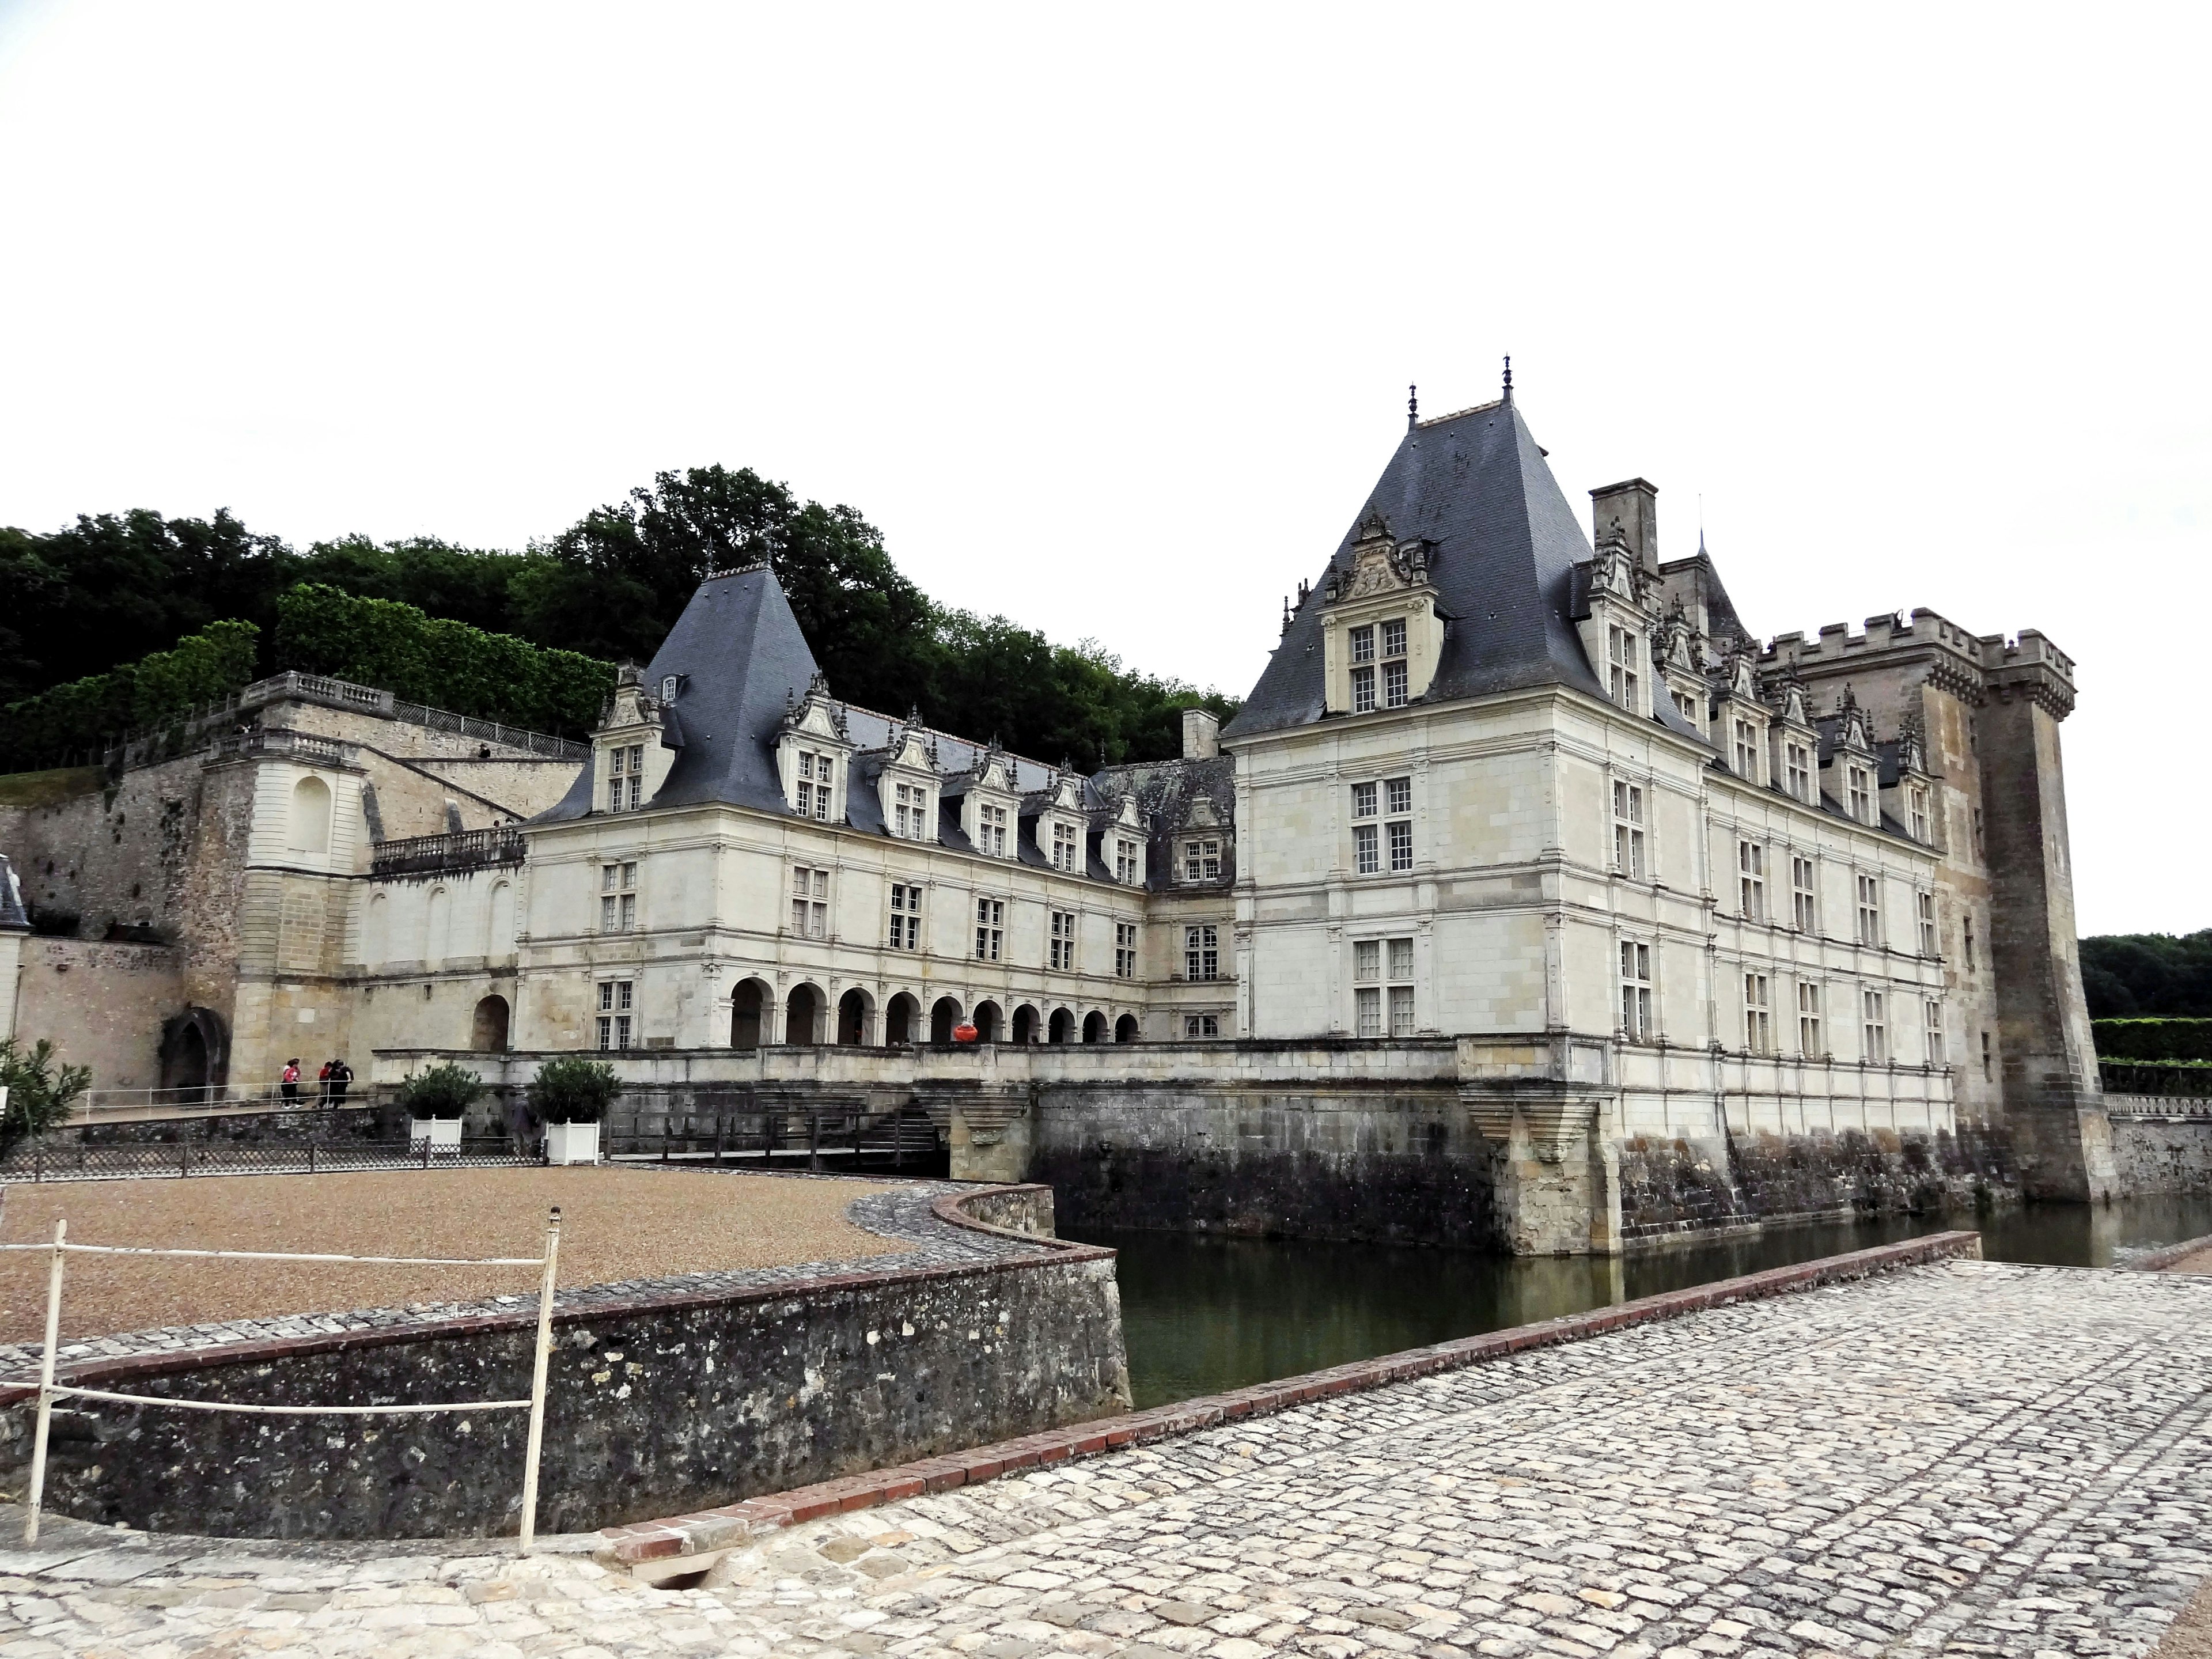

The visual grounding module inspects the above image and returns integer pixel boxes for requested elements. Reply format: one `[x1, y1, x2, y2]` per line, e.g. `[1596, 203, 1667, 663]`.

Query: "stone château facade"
[0, 387, 2107, 1250]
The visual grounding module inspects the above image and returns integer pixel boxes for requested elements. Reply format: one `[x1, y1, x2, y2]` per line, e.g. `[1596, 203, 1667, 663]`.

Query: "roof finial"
[1407, 383, 1418, 430]
[1698, 494, 1707, 557]
[1502, 355, 1513, 403]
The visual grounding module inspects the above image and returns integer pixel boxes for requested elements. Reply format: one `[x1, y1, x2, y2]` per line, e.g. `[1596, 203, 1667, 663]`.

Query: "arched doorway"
[785, 983, 825, 1046]
[972, 1000, 1003, 1043]
[930, 996, 962, 1043]
[1082, 1010, 1108, 1044]
[471, 994, 510, 1052]
[1048, 1007, 1075, 1044]
[288, 775, 332, 854]
[837, 987, 871, 1046]
[1114, 1013, 1139, 1043]
[730, 979, 770, 1048]
[886, 993, 919, 1045]
[158, 1006, 230, 1102]
[1012, 1003, 1040, 1044]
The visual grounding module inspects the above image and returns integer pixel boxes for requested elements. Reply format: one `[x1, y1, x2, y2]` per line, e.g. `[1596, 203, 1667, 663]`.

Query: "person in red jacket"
[280, 1059, 301, 1105]
[317, 1060, 333, 1105]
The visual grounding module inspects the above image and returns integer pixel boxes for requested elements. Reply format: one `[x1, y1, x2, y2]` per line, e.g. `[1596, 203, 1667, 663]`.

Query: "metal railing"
[3, 1209, 563, 1548]
[605, 1098, 944, 1173]
[1, 1135, 540, 1180]
[388, 699, 588, 760]
[371, 826, 527, 879]
[73, 1088, 369, 1123]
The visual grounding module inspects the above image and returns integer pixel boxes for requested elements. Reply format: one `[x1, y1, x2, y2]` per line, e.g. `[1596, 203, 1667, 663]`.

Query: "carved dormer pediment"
[1320, 517, 1444, 717]
[595, 665, 679, 814]
[776, 672, 855, 824]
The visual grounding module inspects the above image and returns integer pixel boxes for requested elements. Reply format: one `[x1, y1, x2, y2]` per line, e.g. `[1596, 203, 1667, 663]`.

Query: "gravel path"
[0, 1166, 901, 1346]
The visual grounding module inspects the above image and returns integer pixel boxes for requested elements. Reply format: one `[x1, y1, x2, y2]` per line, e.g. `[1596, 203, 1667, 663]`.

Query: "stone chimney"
[1181, 708, 1220, 760]
[1589, 479, 1660, 575]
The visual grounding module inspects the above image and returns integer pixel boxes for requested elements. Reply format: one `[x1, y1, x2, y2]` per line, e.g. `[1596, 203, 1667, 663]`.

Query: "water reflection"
[1080, 1196, 2212, 1410]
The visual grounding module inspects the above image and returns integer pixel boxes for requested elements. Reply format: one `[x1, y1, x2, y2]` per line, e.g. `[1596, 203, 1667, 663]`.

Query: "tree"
[2080, 932, 2212, 1018]
[0, 1037, 92, 1145]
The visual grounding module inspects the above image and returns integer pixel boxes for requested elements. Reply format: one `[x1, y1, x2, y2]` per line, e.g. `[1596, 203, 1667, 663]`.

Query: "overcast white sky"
[0, 3, 2203, 935]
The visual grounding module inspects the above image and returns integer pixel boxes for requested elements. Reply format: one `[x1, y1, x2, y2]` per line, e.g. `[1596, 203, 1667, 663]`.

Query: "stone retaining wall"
[2109, 1112, 2212, 1196]
[0, 1183, 1130, 1541]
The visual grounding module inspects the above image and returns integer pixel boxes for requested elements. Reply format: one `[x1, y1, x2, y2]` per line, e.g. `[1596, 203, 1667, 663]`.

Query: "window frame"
[1185, 923, 1219, 982]
[789, 866, 829, 940]
[974, 896, 1003, 962]
[1619, 939, 1653, 1041]
[1745, 971, 1772, 1055]
[1797, 980, 1823, 1056]
[1612, 781, 1647, 880]
[887, 882, 923, 950]
[1738, 840, 1766, 923]
[1049, 908, 1077, 972]
[1114, 921, 1137, 979]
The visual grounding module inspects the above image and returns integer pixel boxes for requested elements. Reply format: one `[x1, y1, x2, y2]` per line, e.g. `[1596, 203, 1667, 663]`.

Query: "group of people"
[278, 1056, 354, 1105]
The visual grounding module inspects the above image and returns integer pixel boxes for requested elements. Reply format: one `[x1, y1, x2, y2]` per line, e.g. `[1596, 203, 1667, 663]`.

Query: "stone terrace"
[0, 1257, 2205, 1657]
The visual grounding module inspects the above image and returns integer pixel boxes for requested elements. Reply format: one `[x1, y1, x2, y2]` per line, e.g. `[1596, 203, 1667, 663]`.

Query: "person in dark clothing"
[328, 1058, 353, 1105]
[281, 1059, 301, 1104]
[317, 1061, 333, 1104]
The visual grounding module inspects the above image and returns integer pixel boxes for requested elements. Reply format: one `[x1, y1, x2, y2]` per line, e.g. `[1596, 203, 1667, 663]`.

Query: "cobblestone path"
[0, 1257, 2206, 1658]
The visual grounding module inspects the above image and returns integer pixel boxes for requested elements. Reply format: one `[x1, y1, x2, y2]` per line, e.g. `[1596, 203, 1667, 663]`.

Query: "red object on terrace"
[952, 1024, 979, 1044]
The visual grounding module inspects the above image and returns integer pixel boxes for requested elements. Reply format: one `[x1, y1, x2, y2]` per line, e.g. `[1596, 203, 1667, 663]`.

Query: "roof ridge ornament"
[1407, 383, 1418, 431]
[1502, 355, 1513, 404]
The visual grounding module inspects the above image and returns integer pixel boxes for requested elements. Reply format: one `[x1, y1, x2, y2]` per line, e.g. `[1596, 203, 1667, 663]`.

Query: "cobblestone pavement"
[0, 1257, 2206, 1657]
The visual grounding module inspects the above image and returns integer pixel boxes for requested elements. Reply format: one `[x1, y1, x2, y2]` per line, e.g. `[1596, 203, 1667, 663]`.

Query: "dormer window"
[1786, 743, 1812, 802]
[659, 675, 679, 702]
[1607, 626, 1640, 712]
[1051, 821, 1080, 872]
[893, 782, 931, 839]
[1847, 764, 1873, 824]
[1381, 619, 1408, 708]
[1732, 719, 1760, 783]
[978, 802, 1008, 857]
[607, 744, 644, 812]
[1183, 838, 1221, 881]
[1114, 836, 1141, 884]
[1909, 786, 1930, 842]
[795, 751, 835, 820]
[1350, 624, 1377, 713]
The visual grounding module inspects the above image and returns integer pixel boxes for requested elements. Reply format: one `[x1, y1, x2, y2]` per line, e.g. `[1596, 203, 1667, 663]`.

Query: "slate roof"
[1221, 397, 1705, 745]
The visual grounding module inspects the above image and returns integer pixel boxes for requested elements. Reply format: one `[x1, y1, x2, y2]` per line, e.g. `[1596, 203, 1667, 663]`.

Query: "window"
[1052, 821, 1080, 872]
[1385, 777, 1411, 816]
[1925, 1000, 1945, 1066]
[977, 803, 1008, 857]
[888, 883, 923, 950]
[1381, 618, 1407, 660]
[1050, 910, 1077, 971]
[1350, 622, 1377, 711]
[1798, 981, 1823, 1056]
[1619, 941, 1653, 1040]
[1351, 782, 1377, 820]
[1607, 624, 1641, 712]
[1847, 764, 1872, 824]
[894, 782, 930, 839]
[1185, 925, 1218, 982]
[796, 751, 835, 820]
[608, 744, 645, 812]
[1973, 807, 1984, 858]
[1917, 892, 1938, 956]
[1183, 839, 1221, 881]
[1981, 1030, 1993, 1082]
[596, 979, 634, 1051]
[1612, 781, 1646, 880]
[1862, 990, 1888, 1063]
[1733, 719, 1759, 782]
[1115, 838, 1140, 884]
[1738, 841, 1766, 922]
[1909, 787, 1930, 843]
[1115, 921, 1137, 979]
[599, 862, 638, 934]
[1964, 915, 1977, 971]
[1791, 855, 1817, 931]
[1184, 1014, 1220, 1038]
[1785, 743, 1811, 802]
[1381, 619, 1408, 709]
[974, 898, 1003, 961]
[1856, 874, 1882, 946]
[1350, 623, 1375, 663]
[1354, 824, 1380, 875]
[1388, 821, 1413, 873]
[660, 675, 679, 702]
[1354, 937, 1414, 1036]
[1745, 973, 1772, 1055]
[790, 867, 828, 939]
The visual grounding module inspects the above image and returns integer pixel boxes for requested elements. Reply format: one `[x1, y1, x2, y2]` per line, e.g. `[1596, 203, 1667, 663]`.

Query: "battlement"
[1761, 607, 2075, 693]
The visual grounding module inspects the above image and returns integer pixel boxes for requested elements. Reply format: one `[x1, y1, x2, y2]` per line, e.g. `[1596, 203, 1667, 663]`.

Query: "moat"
[1076, 1195, 2212, 1408]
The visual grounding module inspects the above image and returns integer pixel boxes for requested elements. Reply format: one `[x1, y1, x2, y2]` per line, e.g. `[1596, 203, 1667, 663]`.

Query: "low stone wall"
[1619, 1125, 2018, 1243]
[2109, 1110, 2212, 1196]
[0, 1183, 1130, 1540]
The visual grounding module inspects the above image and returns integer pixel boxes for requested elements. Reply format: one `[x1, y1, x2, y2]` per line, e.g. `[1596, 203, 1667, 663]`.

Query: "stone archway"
[471, 994, 510, 1053]
[930, 997, 963, 1043]
[1082, 1010, 1108, 1044]
[730, 979, 771, 1048]
[972, 1000, 1003, 1043]
[837, 987, 872, 1046]
[886, 993, 920, 1046]
[1048, 1007, 1075, 1044]
[1114, 1013, 1139, 1044]
[786, 983, 825, 1046]
[1012, 1003, 1040, 1044]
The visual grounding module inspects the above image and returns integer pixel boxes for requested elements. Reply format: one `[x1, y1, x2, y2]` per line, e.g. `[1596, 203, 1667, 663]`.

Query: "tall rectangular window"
[1612, 781, 1646, 880]
[1607, 624, 1641, 711]
[1785, 743, 1810, 802]
[596, 979, 633, 1050]
[974, 897, 1003, 961]
[1619, 941, 1653, 1040]
[1050, 910, 1077, 971]
[1382, 657, 1408, 710]
[887, 883, 922, 950]
[1925, 999, 1945, 1066]
[1862, 990, 1888, 1063]
[600, 861, 638, 934]
[1185, 925, 1218, 982]
[1353, 823, 1380, 875]
[1745, 972, 1772, 1055]
[1856, 873, 1882, 946]
[1738, 841, 1765, 922]
[1052, 821, 1080, 872]
[1964, 915, 1977, 971]
[1847, 764, 1873, 824]
[1183, 839, 1221, 881]
[1351, 782, 1377, 820]
[1350, 623, 1377, 713]
[1385, 777, 1411, 816]
[608, 745, 648, 812]
[1388, 820, 1414, 873]
[790, 867, 828, 939]
[1917, 891, 1938, 956]
[1349, 624, 1375, 663]
[1381, 618, 1407, 660]
[1388, 937, 1414, 1036]
[1909, 786, 1930, 843]
[1353, 937, 1413, 1036]
[1733, 719, 1759, 782]
[976, 803, 1007, 857]
[796, 751, 834, 820]
[1115, 921, 1137, 979]
[1982, 1030, 1993, 1081]
[894, 782, 930, 839]
[1792, 855, 1817, 932]
[1798, 981, 1823, 1056]
[1115, 838, 1139, 884]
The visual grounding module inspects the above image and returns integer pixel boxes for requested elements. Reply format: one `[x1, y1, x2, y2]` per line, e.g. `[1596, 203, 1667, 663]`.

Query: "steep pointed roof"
[1225, 399, 1625, 739]
[533, 565, 822, 823]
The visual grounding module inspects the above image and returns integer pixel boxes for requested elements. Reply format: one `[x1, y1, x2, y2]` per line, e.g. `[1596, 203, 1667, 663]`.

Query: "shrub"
[2090, 1017, 2212, 1063]
[395, 1062, 482, 1120]
[0, 619, 260, 772]
[528, 1055, 621, 1124]
[0, 1037, 92, 1144]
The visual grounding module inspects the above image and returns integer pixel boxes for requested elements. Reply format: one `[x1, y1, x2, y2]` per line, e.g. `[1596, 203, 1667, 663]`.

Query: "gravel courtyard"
[0, 1255, 2204, 1657]
[0, 1168, 900, 1345]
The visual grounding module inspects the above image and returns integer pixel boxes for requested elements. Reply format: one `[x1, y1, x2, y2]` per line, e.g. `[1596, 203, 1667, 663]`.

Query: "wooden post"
[25, 1218, 66, 1544]
[517, 1206, 561, 1552]
[713, 1110, 725, 1168]
[808, 1109, 820, 1173]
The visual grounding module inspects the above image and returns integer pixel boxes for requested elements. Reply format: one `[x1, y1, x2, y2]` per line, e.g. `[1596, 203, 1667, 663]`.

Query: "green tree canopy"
[2081, 932, 2212, 1018]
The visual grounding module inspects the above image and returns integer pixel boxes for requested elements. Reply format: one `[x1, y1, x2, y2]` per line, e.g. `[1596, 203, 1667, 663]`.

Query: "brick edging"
[2129, 1231, 2212, 1272]
[599, 1229, 1984, 1567]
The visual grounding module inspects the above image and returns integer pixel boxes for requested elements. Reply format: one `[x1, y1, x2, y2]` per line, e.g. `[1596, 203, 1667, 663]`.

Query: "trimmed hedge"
[2091, 1018, 2212, 1063]
[0, 619, 260, 772]
[272, 584, 615, 737]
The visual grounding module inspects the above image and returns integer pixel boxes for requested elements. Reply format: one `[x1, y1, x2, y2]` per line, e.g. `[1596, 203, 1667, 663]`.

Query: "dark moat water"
[1073, 1197, 2212, 1409]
